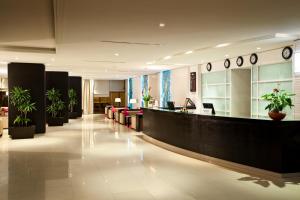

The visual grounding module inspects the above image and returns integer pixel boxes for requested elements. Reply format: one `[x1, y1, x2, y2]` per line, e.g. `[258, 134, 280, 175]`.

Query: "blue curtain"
[141, 75, 149, 106]
[160, 70, 171, 108]
[128, 78, 133, 108]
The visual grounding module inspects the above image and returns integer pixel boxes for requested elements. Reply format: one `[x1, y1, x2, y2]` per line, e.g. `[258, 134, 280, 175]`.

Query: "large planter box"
[48, 117, 64, 126]
[68, 112, 77, 119]
[10, 126, 35, 139]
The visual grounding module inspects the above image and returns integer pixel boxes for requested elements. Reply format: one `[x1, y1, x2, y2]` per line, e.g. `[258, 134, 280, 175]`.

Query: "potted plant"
[46, 88, 65, 126]
[261, 88, 295, 121]
[142, 87, 152, 108]
[9, 87, 36, 139]
[68, 88, 78, 119]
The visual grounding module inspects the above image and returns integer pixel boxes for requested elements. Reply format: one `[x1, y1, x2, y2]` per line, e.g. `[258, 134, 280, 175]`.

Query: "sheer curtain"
[160, 70, 171, 107]
[82, 79, 94, 114]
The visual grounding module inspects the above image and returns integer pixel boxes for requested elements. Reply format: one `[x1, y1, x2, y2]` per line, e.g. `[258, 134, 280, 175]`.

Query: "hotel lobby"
[1, 0, 300, 199]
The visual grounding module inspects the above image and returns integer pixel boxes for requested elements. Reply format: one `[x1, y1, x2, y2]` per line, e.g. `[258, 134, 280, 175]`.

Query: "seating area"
[105, 105, 143, 132]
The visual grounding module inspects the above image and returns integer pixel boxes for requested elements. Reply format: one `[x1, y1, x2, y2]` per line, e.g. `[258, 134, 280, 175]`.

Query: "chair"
[131, 112, 143, 132]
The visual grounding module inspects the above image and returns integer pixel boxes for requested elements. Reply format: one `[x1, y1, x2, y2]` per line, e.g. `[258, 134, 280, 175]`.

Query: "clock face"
[282, 46, 293, 60]
[250, 53, 258, 65]
[236, 56, 244, 67]
[206, 63, 212, 72]
[224, 59, 230, 69]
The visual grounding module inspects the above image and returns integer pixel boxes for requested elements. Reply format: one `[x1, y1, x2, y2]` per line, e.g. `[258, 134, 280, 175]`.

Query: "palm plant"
[46, 88, 65, 118]
[68, 88, 77, 112]
[10, 87, 36, 126]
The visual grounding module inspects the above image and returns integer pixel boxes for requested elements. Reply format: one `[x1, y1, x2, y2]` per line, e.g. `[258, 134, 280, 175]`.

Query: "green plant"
[142, 87, 152, 102]
[261, 88, 295, 112]
[68, 88, 77, 112]
[10, 87, 36, 126]
[46, 88, 65, 118]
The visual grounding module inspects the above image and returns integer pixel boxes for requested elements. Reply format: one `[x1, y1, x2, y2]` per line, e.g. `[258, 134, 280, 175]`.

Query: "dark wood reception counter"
[142, 108, 300, 176]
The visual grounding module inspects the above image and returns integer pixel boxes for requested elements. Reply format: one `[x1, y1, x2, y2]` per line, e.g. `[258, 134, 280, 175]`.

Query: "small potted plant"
[261, 88, 295, 121]
[68, 88, 78, 119]
[9, 87, 36, 139]
[46, 88, 65, 126]
[142, 87, 152, 108]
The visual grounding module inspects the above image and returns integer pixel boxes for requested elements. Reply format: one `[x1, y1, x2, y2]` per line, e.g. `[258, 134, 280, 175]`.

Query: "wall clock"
[250, 53, 258, 65]
[206, 63, 212, 72]
[224, 59, 231, 69]
[282, 46, 293, 60]
[236, 56, 244, 67]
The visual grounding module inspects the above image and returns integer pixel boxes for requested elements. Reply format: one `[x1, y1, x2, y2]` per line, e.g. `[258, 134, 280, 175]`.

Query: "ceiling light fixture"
[275, 33, 290, 38]
[159, 23, 165, 28]
[114, 53, 119, 56]
[215, 43, 231, 48]
[164, 56, 172, 60]
[185, 50, 193, 55]
[15, 57, 19, 60]
[257, 47, 261, 50]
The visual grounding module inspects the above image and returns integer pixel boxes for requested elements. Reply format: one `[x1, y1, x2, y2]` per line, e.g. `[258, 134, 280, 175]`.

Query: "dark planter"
[69, 112, 77, 119]
[48, 117, 64, 126]
[268, 111, 286, 121]
[10, 126, 35, 139]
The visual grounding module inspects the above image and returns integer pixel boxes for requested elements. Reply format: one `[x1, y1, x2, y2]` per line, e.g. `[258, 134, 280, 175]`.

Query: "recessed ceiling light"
[185, 50, 193, 55]
[159, 23, 165, 27]
[215, 43, 231, 48]
[164, 56, 172, 60]
[114, 53, 119, 56]
[257, 47, 261, 50]
[15, 57, 19, 60]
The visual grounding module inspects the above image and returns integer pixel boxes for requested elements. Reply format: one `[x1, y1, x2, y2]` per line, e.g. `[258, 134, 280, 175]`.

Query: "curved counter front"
[142, 108, 300, 175]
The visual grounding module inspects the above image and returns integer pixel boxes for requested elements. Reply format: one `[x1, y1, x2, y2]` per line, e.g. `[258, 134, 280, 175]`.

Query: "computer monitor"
[167, 101, 175, 110]
[202, 103, 215, 115]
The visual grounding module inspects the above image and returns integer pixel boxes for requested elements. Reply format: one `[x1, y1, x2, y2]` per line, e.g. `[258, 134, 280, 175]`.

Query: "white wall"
[170, 67, 190, 106]
[170, 65, 201, 108]
[132, 76, 141, 108]
[109, 80, 125, 91]
[148, 73, 160, 103]
[200, 48, 288, 74]
[94, 80, 109, 97]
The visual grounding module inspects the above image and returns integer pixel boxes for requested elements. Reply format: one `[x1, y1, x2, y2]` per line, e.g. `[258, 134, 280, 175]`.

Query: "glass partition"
[202, 70, 231, 115]
[251, 62, 293, 119]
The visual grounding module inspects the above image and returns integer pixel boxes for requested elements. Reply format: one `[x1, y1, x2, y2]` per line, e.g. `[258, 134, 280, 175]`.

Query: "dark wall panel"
[8, 62, 46, 133]
[69, 76, 82, 117]
[46, 71, 69, 123]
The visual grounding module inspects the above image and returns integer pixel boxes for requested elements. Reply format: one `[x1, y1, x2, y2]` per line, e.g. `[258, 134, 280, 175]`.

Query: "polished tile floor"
[0, 114, 299, 200]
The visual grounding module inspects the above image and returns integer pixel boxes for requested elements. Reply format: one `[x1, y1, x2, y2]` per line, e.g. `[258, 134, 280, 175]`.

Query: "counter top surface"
[143, 107, 300, 122]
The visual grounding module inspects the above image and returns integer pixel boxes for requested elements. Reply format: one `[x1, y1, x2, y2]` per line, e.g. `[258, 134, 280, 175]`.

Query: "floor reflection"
[0, 114, 300, 200]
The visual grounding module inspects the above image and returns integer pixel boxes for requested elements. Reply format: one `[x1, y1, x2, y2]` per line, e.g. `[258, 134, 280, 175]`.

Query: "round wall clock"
[282, 46, 293, 60]
[206, 63, 212, 72]
[250, 53, 258, 65]
[236, 56, 244, 67]
[224, 59, 231, 69]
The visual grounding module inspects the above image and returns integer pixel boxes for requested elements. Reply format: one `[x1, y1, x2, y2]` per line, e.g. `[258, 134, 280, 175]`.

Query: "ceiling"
[0, 0, 300, 79]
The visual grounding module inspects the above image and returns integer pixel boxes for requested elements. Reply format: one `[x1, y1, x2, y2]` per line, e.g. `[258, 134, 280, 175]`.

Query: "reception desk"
[142, 108, 300, 175]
